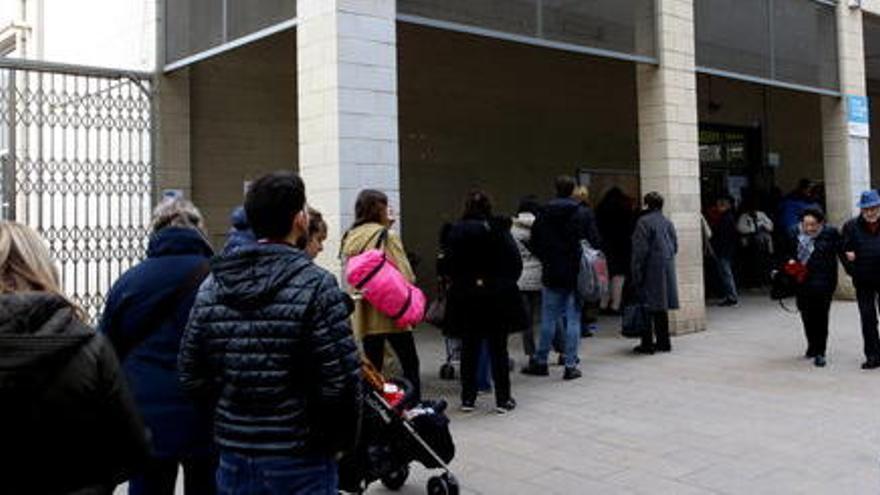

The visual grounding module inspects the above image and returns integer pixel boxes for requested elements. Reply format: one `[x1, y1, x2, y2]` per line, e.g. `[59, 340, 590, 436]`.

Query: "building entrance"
[699, 124, 762, 206]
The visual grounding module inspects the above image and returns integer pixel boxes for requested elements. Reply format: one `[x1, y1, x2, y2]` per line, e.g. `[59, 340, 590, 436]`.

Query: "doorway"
[699, 124, 763, 206]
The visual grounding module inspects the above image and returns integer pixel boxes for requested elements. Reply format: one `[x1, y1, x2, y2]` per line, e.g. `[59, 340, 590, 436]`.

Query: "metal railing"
[0, 57, 154, 321]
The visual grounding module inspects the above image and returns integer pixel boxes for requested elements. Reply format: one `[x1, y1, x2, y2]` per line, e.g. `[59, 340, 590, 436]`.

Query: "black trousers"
[363, 331, 421, 402]
[128, 455, 216, 495]
[460, 332, 511, 406]
[641, 311, 671, 351]
[797, 293, 832, 358]
[855, 284, 880, 360]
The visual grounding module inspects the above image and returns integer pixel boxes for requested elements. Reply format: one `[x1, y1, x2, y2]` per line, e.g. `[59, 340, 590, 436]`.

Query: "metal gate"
[0, 58, 153, 321]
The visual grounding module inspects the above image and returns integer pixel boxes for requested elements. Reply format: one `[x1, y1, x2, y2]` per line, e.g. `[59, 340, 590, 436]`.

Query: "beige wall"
[189, 31, 298, 248]
[397, 24, 639, 289]
[696, 75, 824, 195]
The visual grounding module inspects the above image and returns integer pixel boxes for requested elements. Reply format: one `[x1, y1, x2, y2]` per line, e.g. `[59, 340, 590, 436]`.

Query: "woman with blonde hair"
[100, 198, 216, 495]
[0, 221, 149, 494]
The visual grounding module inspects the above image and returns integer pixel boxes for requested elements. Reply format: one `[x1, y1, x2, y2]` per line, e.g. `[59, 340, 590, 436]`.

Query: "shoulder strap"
[374, 228, 389, 249]
[112, 261, 211, 361]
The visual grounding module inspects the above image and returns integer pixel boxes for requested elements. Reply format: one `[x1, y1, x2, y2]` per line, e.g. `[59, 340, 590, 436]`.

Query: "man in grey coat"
[631, 192, 679, 354]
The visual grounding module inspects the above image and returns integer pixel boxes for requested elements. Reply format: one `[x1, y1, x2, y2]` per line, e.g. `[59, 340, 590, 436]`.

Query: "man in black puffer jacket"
[179, 172, 362, 495]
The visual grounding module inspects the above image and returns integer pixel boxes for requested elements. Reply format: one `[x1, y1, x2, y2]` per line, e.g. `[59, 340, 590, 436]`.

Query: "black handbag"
[621, 304, 649, 338]
[769, 268, 796, 301]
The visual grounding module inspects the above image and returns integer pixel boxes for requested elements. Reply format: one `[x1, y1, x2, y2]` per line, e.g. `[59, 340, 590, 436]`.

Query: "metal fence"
[0, 58, 154, 321]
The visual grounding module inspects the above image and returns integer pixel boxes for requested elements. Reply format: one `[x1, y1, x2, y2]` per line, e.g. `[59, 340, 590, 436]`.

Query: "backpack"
[345, 229, 427, 329]
[576, 239, 609, 304]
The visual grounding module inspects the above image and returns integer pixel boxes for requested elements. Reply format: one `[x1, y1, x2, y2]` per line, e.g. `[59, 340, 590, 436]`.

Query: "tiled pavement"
[116, 295, 880, 494]
[372, 295, 880, 494]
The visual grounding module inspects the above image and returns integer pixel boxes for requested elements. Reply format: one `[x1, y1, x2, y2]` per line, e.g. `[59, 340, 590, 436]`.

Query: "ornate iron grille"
[0, 59, 154, 321]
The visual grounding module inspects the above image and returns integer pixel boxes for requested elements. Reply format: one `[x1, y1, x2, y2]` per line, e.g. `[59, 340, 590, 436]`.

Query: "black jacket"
[710, 210, 739, 259]
[842, 216, 880, 287]
[178, 242, 362, 457]
[596, 197, 635, 276]
[444, 216, 524, 335]
[531, 198, 601, 290]
[785, 226, 841, 297]
[0, 293, 149, 495]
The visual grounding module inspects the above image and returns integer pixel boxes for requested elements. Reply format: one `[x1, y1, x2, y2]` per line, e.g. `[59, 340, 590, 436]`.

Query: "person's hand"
[846, 251, 856, 262]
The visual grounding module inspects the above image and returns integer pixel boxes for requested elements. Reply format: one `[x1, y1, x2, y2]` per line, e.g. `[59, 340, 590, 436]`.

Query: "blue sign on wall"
[848, 95, 870, 138]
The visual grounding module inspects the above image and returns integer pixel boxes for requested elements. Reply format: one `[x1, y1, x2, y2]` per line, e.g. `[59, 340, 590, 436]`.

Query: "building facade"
[157, 0, 880, 333]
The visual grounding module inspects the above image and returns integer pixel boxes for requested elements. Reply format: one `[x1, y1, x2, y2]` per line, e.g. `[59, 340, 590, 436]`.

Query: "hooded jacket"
[178, 242, 362, 457]
[222, 206, 256, 255]
[531, 197, 601, 290]
[1, 293, 149, 495]
[340, 223, 415, 337]
[510, 212, 542, 291]
[99, 226, 214, 459]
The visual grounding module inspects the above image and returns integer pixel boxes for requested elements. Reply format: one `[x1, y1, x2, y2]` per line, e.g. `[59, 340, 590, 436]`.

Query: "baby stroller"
[338, 363, 459, 495]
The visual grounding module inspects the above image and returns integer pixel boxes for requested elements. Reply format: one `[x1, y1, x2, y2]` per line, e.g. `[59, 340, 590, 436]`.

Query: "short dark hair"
[554, 175, 577, 198]
[801, 207, 825, 223]
[463, 189, 493, 219]
[644, 191, 664, 211]
[353, 189, 389, 228]
[245, 171, 306, 240]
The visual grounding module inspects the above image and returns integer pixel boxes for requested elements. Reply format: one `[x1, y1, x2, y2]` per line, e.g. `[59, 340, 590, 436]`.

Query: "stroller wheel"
[427, 473, 460, 495]
[439, 363, 456, 380]
[380, 464, 409, 491]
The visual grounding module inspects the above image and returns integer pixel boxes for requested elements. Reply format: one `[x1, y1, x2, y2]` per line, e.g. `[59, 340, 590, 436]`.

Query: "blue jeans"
[217, 451, 338, 495]
[534, 288, 581, 368]
[717, 256, 738, 301]
[477, 339, 492, 391]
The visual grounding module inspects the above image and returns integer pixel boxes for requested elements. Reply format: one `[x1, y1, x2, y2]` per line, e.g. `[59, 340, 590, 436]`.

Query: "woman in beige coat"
[341, 189, 421, 400]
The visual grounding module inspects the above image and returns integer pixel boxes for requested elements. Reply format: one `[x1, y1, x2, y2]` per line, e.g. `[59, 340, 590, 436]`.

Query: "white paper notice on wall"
[847, 95, 870, 138]
[849, 138, 871, 215]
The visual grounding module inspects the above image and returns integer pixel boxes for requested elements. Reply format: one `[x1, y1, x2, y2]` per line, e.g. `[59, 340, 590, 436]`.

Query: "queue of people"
[11, 165, 880, 494]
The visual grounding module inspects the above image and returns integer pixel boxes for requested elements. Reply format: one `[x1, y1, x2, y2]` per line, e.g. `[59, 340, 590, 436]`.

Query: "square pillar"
[636, 0, 705, 334]
[297, 0, 400, 272]
[822, 4, 870, 298]
[154, 68, 192, 200]
[154, 0, 192, 201]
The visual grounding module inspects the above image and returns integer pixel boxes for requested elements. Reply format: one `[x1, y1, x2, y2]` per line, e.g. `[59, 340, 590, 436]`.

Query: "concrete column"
[154, 69, 192, 200]
[297, 0, 400, 272]
[822, 5, 870, 229]
[821, 4, 870, 298]
[154, 0, 191, 201]
[636, 0, 705, 334]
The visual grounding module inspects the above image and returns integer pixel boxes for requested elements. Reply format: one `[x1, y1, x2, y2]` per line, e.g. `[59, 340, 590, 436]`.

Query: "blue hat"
[858, 190, 880, 209]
